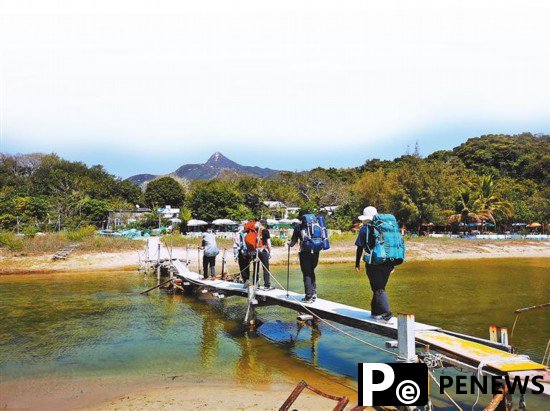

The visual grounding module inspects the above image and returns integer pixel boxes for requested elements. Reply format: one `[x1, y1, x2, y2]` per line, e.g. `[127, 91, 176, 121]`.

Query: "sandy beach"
[1, 238, 549, 275]
[1, 376, 352, 411]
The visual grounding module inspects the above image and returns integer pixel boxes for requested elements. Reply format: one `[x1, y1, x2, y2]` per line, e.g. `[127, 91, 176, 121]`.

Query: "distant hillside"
[127, 152, 280, 185]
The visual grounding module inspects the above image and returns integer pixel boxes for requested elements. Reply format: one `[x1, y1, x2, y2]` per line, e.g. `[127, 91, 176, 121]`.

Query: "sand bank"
[1, 238, 549, 275]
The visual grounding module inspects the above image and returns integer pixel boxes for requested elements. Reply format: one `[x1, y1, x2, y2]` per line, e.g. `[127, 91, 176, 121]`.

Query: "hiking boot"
[381, 312, 393, 322]
[372, 312, 393, 322]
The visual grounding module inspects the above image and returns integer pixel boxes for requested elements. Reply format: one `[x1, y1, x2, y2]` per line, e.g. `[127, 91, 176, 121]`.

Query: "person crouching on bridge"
[200, 229, 219, 280]
[355, 206, 406, 322]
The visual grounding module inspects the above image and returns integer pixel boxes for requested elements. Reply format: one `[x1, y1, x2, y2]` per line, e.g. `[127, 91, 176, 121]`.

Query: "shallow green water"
[1, 258, 548, 409]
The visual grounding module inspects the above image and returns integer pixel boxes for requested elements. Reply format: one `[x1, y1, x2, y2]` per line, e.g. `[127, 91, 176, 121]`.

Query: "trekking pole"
[197, 247, 201, 275]
[221, 248, 226, 279]
[286, 244, 290, 298]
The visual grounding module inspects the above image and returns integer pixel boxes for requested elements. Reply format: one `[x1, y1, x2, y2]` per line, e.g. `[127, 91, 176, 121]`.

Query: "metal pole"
[198, 247, 201, 275]
[286, 244, 290, 297]
[221, 248, 226, 278]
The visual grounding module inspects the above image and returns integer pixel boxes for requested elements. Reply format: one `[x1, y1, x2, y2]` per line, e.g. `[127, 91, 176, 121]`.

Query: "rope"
[223, 259, 254, 281]
[471, 361, 486, 410]
[258, 259, 398, 357]
[542, 338, 550, 366]
[428, 370, 463, 410]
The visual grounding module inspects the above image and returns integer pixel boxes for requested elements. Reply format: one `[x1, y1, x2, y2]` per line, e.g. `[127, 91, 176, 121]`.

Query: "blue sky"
[1, 0, 549, 178]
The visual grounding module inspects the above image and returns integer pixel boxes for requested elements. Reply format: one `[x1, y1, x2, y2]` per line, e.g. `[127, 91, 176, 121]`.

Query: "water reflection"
[1, 258, 548, 410]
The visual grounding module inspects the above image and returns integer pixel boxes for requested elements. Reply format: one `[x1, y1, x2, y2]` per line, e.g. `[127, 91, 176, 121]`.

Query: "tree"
[448, 175, 513, 226]
[471, 175, 513, 224]
[189, 180, 244, 221]
[144, 177, 186, 209]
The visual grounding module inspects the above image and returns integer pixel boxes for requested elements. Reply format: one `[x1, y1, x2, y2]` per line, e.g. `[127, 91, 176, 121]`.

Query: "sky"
[0, 0, 549, 178]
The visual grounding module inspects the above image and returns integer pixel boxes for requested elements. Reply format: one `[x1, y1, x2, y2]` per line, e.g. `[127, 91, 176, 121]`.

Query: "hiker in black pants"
[354, 206, 394, 321]
[200, 230, 219, 280]
[257, 219, 273, 290]
[288, 219, 319, 303]
[233, 225, 251, 283]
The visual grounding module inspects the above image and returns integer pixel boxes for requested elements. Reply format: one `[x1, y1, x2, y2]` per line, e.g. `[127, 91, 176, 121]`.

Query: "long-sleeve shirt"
[355, 224, 375, 267]
[289, 224, 302, 248]
[233, 231, 244, 258]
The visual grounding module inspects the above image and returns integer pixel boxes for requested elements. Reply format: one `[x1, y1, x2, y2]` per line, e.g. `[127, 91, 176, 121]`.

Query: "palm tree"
[448, 175, 513, 228]
[472, 175, 513, 225]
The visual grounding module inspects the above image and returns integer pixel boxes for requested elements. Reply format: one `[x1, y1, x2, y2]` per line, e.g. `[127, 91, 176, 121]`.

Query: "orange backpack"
[244, 221, 263, 254]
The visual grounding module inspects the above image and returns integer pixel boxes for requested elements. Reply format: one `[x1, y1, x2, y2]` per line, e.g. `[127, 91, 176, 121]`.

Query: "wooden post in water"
[489, 325, 509, 346]
[398, 313, 417, 363]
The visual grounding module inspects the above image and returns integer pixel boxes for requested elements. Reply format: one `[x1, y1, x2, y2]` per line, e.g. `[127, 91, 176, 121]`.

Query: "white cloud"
[1, 0, 549, 175]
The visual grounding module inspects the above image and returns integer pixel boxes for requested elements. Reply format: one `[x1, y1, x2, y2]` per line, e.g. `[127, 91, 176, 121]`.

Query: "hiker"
[233, 225, 251, 283]
[199, 229, 219, 280]
[256, 219, 273, 291]
[241, 220, 265, 287]
[355, 206, 406, 321]
[288, 213, 330, 303]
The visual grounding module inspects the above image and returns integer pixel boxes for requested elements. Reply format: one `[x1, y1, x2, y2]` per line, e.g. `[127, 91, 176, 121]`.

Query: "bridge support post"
[244, 283, 258, 326]
[397, 313, 417, 363]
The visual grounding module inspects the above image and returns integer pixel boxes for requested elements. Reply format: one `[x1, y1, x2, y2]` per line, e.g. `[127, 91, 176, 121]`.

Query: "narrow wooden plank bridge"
[170, 259, 548, 380]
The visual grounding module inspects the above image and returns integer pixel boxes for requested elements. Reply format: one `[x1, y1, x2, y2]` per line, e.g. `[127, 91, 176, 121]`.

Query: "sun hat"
[358, 206, 378, 222]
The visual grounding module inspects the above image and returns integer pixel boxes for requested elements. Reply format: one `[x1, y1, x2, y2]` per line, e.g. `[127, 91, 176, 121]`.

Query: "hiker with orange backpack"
[242, 220, 266, 288]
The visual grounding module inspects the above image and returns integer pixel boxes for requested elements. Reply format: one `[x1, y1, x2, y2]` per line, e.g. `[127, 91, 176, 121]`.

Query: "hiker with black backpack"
[288, 213, 330, 303]
[355, 206, 406, 321]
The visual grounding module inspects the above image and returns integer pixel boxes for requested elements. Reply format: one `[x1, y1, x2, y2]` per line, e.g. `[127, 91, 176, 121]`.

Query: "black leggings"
[299, 251, 319, 297]
[365, 264, 393, 315]
[238, 253, 251, 282]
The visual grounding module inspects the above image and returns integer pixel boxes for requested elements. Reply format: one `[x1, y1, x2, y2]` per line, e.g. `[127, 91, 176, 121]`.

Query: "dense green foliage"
[1, 133, 548, 233]
[144, 176, 186, 208]
[0, 154, 141, 230]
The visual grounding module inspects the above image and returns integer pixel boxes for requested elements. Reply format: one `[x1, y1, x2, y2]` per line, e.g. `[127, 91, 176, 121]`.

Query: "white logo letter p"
[361, 363, 395, 406]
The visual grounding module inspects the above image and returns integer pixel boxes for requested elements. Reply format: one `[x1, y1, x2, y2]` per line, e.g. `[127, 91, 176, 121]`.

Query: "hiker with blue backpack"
[288, 213, 330, 303]
[355, 206, 406, 322]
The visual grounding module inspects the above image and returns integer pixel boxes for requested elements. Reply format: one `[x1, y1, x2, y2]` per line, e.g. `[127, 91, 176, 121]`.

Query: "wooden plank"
[172, 262, 548, 374]
[416, 330, 547, 372]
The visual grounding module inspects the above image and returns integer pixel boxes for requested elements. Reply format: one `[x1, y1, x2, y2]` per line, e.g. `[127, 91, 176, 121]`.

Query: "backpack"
[243, 221, 264, 254]
[301, 214, 330, 253]
[363, 214, 405, 265]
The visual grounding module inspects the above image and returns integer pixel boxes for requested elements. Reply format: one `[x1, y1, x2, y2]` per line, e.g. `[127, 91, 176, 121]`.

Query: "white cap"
[358, 206, 378, 222]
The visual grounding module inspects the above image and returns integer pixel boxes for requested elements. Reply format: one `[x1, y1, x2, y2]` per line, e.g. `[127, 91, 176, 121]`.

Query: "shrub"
[0, 232, 23, 251]
[66, 225, 97, 241]
[270, 237, 286, 247]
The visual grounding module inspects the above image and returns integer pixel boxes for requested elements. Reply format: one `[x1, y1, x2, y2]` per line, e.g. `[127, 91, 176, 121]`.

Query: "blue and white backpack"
[301, 214, 330, 253]
[363, 214, 405, 265]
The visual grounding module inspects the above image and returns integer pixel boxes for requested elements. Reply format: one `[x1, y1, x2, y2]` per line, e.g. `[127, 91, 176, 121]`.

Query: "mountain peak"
[206, 152, 227, 164]
[127, 152, 280, 185]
